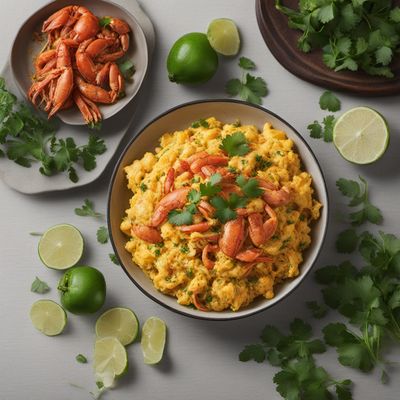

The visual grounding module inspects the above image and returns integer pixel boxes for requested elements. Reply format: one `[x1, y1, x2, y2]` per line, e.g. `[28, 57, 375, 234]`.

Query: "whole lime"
[58, 266, 106, 314]
[167, 32, 219, 84]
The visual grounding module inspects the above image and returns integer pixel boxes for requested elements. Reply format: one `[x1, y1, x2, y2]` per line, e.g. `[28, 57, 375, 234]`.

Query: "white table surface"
[1, 1, 399, 399]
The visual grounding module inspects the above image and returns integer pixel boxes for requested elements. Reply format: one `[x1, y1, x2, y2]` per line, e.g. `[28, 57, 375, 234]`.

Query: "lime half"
[141, 317, 166, 365]
[207, 18, 240, 56]
[30, 299, 67, 336]
[38, 224, 84, 270]
[95, 307, 139, 346]
[333, 107, 389, 164]
[93, 337, 128, 388]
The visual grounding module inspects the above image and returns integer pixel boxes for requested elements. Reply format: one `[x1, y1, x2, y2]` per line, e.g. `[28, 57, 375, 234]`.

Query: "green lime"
[93, 337, 128, 388]
[58, 266, 106, 315]
[207, 18, 240, 56]
[30, 299, 67, 336]
[333, 106, 389, 164]
[38, 224, 84, 270]
[141, 317, 166, 365]
[167, 32, 219, 84]
[95, 307, 139, 346]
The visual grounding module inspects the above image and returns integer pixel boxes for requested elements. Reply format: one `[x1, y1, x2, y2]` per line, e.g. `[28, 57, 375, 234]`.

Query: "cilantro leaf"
[306, 301, 328, 319]
[226, 58, 268, 105]
[336, 176, 382, 226]
[109, 253, 120, 265]
[117, 59, 135, 80]
[236, 175, 263, 198]
[199, 173, 222, 197]
[239, 344, 266, 363]
[210, 195, 237, 223]
[76, 354, 88, 363]
[238, 57, 256, 70]
[187, 189, 201, 203]
[319, 91, 341, 112]
[31, 276, 50, 294]
[191, 118, 209, 128]
[220, 132, 250, 156]
[376, 46, 393, 66]
[75, 199, 104, 218]
[307, 121, 322, 138]
[322, 115, 335, 142]
[97, 226, 109, 244]
[336, 229, 359, 253]
[168, 209, 193, 226]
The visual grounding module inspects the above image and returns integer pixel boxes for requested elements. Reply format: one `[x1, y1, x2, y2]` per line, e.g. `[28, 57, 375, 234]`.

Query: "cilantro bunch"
[276, 0, 400, 77]
[0, 78, 106, 182]
[240, 319, 353, 399]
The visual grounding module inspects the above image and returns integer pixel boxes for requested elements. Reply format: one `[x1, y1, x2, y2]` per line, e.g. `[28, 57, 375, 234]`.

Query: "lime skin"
[167, 32, 219, 84]
[58, 266, 106, 314]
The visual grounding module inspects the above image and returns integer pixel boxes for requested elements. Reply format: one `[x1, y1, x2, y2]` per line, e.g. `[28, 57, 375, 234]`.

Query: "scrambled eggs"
[121, 117, 321, 312]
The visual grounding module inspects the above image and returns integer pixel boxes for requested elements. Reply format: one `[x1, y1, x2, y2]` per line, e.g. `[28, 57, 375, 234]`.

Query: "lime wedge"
[141, 317, 166, 365]
[95, 307, 139, 346]
[93, 337, 128, 388]
[30, 299, 67, 336]
[333, 107, 389, 164]
[38, 224, 84, 270]
[207, 18, 240, 56]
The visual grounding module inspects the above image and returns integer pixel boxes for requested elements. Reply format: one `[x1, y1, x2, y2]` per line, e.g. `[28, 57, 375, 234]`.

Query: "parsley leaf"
[336, 228, 359, 253]
[226, 58, 268, 105]
[336, 176, 383, 225]
[109, 253, 120, 265]
[97, 226, 109, 244]
[236, 175, 263, 198]
[31, 276, 50, 294]
[220, 132, 250, 156]
[75, 199, 104, 218]
[319, 91, 341, 112]
[168, 209, 193, 226]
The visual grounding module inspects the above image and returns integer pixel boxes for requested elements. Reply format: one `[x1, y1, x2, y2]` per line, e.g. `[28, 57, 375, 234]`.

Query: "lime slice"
[30, 299, 67, 336]
[333, 107, 389, 164]
[207, 18, 240, 56]
[95, 307, 139, 346]
[38, 224, 84, 270]
[141, 317, 166, 365]
[93, 337, 128, 388]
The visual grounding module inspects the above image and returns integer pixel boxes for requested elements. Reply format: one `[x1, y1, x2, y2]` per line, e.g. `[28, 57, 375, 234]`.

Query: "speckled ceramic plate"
[0, 0, 154, 194]
[108, 100, 329, 321]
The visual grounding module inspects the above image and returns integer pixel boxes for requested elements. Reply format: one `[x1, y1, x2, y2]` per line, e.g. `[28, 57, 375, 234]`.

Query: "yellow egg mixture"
[120, 117, 321, 312]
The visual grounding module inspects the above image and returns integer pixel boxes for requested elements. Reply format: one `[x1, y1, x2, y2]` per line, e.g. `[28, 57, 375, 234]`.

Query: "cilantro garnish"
[75, 354, 87, 364]
[307, 115, 336, 142]
[236, 175, 263, 198]
[239, 319, 353, 399]
[191, 118, 209, 128]
[276, 0, 400, 77]
[99, 17, 112, 27]
[31, 276, 50, 294]
[336, 176, 382, 226]
[254, 154, 272, 170]
[306, 301, 328, 319]
[226, 57, 268, 105]
[74, 199, 104, 218]
[168, 209, 193, 226]
[220, 132, 250, 156]
[109, 253, 120, 265]
[0, 78, 106, 182]
[140, 183, 148, 192]
[117, 59, 135, 80]
[210, 193, 247, 223]
[319, 91, 341, 112]
[96, 226, 109, 244]
[199, 173, 222, 196]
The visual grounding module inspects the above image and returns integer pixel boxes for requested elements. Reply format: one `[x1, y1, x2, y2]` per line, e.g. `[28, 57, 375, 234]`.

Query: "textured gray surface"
[0, 1, 399, 399]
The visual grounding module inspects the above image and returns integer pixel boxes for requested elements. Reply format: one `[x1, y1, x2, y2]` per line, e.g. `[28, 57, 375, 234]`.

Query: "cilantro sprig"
[168, 189, 201, 226]
[0, 78, 106, 182]
[97, 226, 109, 244]
[31, 276, 50, 294]
[236, 175, 263, 198]
[210, 193, 248, 223]
[276, 0, 400, 77]
[220, 132, 250, 157]
[336, 176, 382, 226]
[226, 57, 268, 105]
[75, 199, 104, 218]
[239, 319, 353, 399]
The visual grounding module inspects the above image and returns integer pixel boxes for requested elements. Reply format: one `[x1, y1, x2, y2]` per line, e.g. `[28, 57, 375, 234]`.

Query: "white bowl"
[108, 100, 329, 320]
[11, 0, 148, 125]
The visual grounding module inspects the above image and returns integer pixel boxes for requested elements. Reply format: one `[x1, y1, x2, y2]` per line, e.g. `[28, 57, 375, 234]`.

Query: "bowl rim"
[107, 98, 329, 321]
[10, 0, 149, 125]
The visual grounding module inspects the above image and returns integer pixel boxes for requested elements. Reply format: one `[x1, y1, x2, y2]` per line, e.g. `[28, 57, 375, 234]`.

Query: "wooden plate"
[256, 0, 400, 96]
